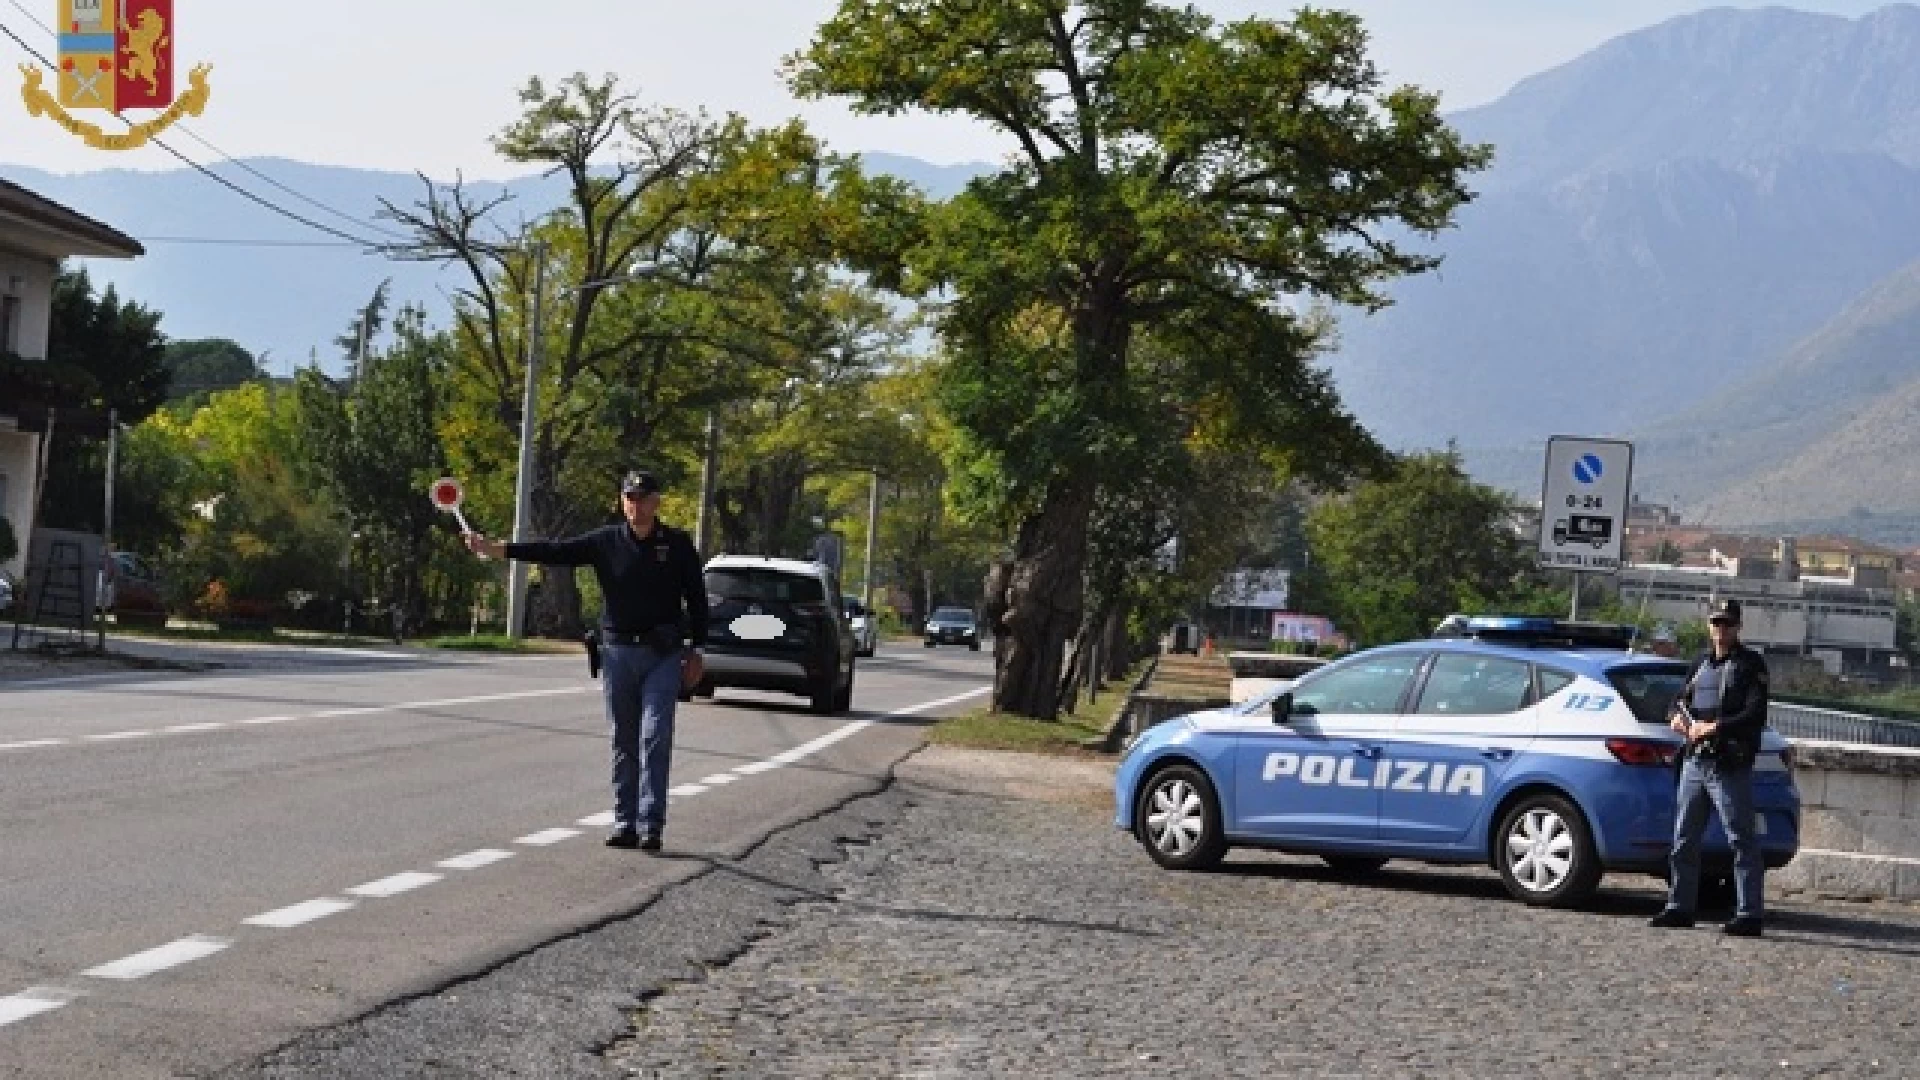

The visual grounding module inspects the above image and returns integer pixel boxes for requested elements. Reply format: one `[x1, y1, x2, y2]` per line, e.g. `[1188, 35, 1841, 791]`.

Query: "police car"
[1114, 617, 1800, 907]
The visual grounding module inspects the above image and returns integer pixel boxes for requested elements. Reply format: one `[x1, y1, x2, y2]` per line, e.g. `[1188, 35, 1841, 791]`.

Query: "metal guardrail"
[1769, 701, 1920, 750]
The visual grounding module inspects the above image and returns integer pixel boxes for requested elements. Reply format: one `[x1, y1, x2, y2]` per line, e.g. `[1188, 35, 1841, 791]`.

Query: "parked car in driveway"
[923, 606, 980, 650]
[96, 551, 163, 614]
[696, 555, 857, 715]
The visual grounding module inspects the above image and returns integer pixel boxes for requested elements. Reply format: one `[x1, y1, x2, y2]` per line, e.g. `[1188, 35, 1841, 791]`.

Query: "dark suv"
[923, 606, 980, 650]
[697, 556, 856, 715]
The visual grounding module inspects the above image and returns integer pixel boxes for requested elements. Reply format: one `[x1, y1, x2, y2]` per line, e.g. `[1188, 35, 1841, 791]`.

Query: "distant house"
[0, 177, 144, 580]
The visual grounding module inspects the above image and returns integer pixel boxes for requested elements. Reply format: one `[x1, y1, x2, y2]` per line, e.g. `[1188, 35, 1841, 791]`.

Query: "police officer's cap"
[621, 470, 662, 497]
[1707, 597, 1742, 625]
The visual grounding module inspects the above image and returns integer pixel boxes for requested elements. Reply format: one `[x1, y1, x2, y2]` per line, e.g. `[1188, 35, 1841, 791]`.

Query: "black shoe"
[605, 828, 639, 849]
[1722, 917, 1764, 938]
[638, 831, 662, 852]
[1647, 909, 1695, 929]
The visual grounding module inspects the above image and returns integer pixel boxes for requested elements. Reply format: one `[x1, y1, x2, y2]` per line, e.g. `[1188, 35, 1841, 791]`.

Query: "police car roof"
[1364, 636, 1681, 680]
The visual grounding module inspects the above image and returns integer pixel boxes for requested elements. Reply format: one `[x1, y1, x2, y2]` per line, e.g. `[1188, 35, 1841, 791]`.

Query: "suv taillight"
[1606, 738, 1678, 767]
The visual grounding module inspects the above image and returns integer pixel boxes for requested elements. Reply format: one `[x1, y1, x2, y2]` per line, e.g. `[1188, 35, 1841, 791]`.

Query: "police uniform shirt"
[505, 521, 709, 646]
[1691, 655, 1726, 715]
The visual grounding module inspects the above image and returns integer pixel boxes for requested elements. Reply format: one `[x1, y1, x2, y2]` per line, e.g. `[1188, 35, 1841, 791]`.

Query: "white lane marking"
[515, 828, 579, 847]
[346, 872, 442, 898]
[734, 760, 782, 775]
[698, 773, 738, 786]
[439, 848, 514, 870]
[244, 898, 355, 929]
[0, 738, 67, 751]
[82, 935, 232, 981]
[577, 811, 616, 828]
[889, 687, 990, 717]
[0, 686, 586, 752]
[670, 783, 709, 797]
[0, 988, 76, 1027]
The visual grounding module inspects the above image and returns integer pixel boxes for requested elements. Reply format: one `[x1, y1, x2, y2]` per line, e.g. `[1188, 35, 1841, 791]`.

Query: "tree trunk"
[987, 473, 1096, 719]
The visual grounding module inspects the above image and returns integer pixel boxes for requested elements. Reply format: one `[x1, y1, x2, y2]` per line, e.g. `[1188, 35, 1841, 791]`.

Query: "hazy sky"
[0, 0, 1900, 179]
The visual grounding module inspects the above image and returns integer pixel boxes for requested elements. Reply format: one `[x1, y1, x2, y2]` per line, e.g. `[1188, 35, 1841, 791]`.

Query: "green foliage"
[47, 267, 171, 420]
[295, 291, 469, 631]
[1307, 451, 1536, 646]
[165, 338, 265, 406]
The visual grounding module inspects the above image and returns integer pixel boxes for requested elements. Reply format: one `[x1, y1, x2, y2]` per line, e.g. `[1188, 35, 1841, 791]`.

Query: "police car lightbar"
[1432, 615, 1638, 651]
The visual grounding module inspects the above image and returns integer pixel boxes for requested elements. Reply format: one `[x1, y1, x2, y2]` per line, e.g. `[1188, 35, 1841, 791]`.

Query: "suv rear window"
[1607, 662, 1690, 725]
[706, 568, 825, 605]
[932, 608, 974, 623]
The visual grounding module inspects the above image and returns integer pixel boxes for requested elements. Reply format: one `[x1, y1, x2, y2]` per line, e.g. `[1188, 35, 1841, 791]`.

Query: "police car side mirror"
[1269, 692, 1294, 726]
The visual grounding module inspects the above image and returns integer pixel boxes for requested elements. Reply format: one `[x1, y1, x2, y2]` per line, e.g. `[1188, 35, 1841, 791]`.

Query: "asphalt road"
[0, 641, 992, 1079]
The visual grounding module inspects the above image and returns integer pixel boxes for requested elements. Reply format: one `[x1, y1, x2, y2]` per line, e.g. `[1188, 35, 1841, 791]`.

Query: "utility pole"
[97, 409, 117, 650]
[507, 242, 547, 640]
[694, 408, 719, 557]
[862, 469, 880, 612]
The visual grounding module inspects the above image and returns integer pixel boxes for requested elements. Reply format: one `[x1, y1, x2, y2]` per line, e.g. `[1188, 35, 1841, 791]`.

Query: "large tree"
[792, 2, 1487, 717]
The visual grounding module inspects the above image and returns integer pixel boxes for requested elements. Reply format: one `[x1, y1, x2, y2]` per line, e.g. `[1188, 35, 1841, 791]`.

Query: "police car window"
[1607, 663, 1690, 726]
[1291, 653, 1423, 716]
[706, 568, 825, 605]
[1536, 668, 1577, 702]
[1414, 654, 1533, 716]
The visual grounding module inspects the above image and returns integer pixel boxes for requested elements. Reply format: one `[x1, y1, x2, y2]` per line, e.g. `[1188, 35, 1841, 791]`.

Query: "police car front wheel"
[1494, 793, 1602, 907]
[1135, 764, 1227, 872]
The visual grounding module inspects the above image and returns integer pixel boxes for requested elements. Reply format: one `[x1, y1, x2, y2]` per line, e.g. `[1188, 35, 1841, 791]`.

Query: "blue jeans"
[1666, 754, 1764, 919]
[603, 642, 683, 833]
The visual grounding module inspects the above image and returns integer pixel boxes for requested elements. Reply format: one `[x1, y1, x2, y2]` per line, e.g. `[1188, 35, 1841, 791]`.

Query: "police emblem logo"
[23, 0, 213, 151]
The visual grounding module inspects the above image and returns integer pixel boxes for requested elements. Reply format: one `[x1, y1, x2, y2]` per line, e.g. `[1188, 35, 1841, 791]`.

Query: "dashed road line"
[578, 812, 616, 828]
[82, 935, 232, 981]
[244, 898, 355, 929]
[346, 872, 442, 899]
[699, 773, 738, 786]
[439, 848, 514, 870]
[0, 988, 76, 1027]
[0, 738, 67, 751]
[670, 783, 710, 797]
[85, 730, 152, 742]
[515, 828, 579, 847]
[164, 722, 228, 734]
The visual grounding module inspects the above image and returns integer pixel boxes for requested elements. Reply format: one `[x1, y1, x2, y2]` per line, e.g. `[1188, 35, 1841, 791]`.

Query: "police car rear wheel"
[1495, 794, 1601, 907]
[1136, 765, 1227, 872]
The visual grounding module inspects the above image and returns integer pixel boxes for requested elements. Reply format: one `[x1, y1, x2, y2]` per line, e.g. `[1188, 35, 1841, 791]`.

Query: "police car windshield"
[1607, 662, 1690, 725]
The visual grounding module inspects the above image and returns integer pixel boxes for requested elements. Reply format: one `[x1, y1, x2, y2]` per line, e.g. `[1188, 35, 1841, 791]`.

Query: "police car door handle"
[1351, 745, 1382, 759]
[1479, 747, 1514, 762]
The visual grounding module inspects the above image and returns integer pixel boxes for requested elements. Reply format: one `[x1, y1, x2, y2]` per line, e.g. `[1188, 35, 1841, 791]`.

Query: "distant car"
[1115, 615, 1800, 909]
[924, 606, 979, 650]
[0, 572, 13, 615]
[843, 596, 878, 658]
[697, 555, 857, 715]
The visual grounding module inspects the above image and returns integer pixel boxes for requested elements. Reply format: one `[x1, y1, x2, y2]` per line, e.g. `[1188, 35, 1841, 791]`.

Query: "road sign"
[1538, 437, 1633, 572]
[429, 477, 474, 535]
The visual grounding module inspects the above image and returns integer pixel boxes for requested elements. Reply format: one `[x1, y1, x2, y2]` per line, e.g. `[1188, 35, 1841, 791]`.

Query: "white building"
[0, 177, 144, 580]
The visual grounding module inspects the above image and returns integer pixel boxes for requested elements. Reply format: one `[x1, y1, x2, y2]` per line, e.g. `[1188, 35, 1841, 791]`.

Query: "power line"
[136, 235, 368, 248]
[0, 14, 392, 250]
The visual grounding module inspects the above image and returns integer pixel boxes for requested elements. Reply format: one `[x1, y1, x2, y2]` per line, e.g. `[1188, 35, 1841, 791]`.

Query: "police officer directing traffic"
[466, 470, 707, 852]
[1649, 597, 1771, 937]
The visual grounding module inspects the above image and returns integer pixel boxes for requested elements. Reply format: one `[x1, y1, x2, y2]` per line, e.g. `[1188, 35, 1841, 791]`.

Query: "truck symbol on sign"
[1553, 514, 1612, 549]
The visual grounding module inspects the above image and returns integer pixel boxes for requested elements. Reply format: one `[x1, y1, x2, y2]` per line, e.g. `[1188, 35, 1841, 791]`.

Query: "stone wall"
[1772, 740, 1920, 904]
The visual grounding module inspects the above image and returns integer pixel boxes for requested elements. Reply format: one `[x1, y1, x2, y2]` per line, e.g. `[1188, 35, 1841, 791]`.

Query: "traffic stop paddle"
[429, 477, 481, 553]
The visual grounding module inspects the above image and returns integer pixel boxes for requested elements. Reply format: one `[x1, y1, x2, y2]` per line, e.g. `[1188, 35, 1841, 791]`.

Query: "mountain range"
[8, 5, 1920, 542]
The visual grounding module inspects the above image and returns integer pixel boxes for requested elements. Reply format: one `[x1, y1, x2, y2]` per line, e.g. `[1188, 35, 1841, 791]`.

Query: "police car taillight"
[1605, 738, 1678, 767]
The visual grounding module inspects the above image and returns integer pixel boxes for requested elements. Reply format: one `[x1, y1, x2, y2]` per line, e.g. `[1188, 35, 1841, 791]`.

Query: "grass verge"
[418, 634, 578, 654]
[929, 661, 1150, 757]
